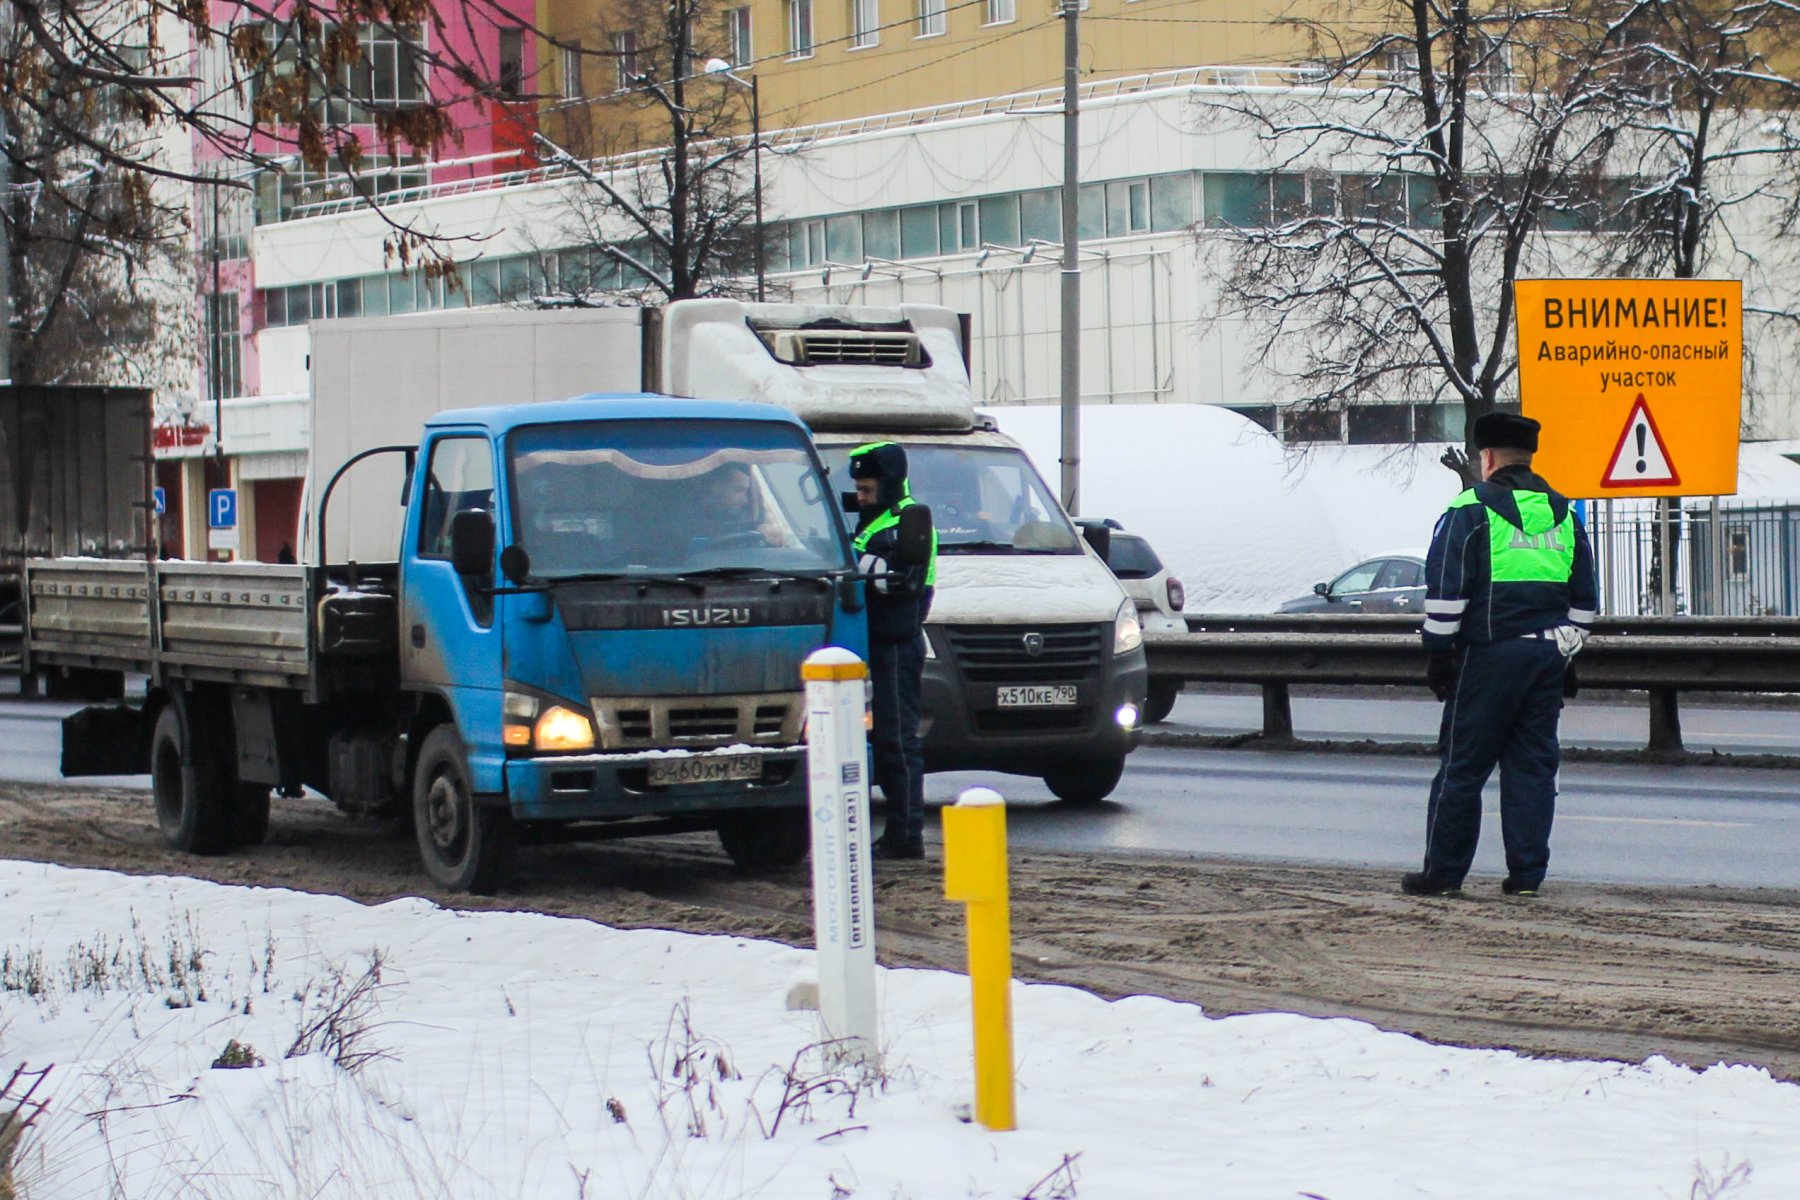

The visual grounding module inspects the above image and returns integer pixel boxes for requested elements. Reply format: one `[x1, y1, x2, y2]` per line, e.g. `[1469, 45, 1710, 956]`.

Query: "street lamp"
[703, 57, 765, 302]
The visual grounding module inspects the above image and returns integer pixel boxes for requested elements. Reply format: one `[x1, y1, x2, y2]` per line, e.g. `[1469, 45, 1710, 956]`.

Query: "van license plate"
[647, 755, 762, 786]
[996, 685, 1077, 707]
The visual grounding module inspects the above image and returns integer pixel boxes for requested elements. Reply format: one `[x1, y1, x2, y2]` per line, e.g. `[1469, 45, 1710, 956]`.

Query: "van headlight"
[1113, 601, 1143, 655]
[534, 705, 596, 752]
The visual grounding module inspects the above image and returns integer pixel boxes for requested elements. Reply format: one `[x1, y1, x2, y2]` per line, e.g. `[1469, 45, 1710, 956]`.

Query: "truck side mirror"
[891, 504, 933, 567]
[500, 544, 532, 586]
[1081, 522, 1112, 564]
[841, 491, 861, 515]
[450, 509, 496, 577]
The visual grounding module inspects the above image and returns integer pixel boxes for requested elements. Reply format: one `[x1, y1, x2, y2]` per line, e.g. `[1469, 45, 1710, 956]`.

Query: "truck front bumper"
[504, 745, 807, 823]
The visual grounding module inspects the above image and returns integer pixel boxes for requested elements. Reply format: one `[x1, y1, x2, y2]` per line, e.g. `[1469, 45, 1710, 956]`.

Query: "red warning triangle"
[1600, 394, 1680, 488]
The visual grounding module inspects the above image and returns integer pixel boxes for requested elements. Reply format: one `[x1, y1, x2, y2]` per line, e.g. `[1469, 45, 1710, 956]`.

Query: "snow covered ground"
[4, 860, 1798, 1199]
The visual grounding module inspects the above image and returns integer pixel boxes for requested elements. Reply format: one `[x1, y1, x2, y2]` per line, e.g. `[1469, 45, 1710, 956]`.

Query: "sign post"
[801, 647, 878, 1065]
[943, 786, 1016, 1132]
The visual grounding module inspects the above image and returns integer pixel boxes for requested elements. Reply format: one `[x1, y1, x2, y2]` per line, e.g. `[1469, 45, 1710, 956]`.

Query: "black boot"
[1400, 871, 1461, 897]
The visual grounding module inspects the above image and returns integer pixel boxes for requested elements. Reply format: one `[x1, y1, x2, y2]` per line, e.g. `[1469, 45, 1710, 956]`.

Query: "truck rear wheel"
[234, 786, 272, 847]
[717, 808, 810, 873]
[150, 704, 234, 855]
[1043, 757, 1126, 805]
[413, 727, 514, 894]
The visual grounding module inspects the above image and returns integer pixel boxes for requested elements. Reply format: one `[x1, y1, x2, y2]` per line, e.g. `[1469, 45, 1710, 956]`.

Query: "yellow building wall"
[535, 0, 1334, 145]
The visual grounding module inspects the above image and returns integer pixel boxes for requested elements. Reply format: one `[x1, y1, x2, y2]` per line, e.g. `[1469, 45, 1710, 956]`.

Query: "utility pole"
[0, 107, 11, 384]
[1057, 0, 1081, 515]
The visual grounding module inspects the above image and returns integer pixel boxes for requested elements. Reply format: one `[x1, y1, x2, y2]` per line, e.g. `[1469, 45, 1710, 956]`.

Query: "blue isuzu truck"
[25, 395, 868, 891]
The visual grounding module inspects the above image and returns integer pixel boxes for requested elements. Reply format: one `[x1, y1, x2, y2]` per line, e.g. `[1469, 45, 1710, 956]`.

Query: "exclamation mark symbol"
[1635, 423, 1647, 474]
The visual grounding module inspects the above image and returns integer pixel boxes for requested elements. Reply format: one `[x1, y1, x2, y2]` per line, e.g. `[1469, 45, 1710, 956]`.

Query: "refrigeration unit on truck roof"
[661, 300, 975, 433]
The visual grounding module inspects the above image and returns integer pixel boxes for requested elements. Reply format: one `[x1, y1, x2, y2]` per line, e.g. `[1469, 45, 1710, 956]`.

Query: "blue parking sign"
[208, 488, 237, 530]
[153, 486, 166, 515]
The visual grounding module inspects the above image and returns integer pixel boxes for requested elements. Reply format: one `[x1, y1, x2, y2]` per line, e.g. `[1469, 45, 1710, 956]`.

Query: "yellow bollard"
[942, 786, 1015, 1132]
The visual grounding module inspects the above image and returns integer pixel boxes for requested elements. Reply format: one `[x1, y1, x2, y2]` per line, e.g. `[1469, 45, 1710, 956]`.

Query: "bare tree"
[1202, 0, 1635, 478]
[532, 0, 764, 303]
[1, 6, 194, 389]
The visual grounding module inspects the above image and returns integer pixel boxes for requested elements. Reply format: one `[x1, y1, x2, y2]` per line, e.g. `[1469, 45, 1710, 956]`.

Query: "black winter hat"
[849, 441, 908, 480]
[1472, 411, 1540, 453]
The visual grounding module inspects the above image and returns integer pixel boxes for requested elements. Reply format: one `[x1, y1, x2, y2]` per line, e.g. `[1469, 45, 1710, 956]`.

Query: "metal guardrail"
[1146, 614, 1800, 754]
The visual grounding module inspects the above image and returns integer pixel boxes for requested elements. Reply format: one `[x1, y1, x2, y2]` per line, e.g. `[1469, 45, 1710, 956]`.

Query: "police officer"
[849, 441, 937, 861]
[1403, 411, 1598, 898]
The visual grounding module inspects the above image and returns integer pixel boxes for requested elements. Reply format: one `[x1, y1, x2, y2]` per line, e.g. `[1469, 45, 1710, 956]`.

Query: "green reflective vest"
[854, 496, 939, 587]
[1447, 488, 1576, 583]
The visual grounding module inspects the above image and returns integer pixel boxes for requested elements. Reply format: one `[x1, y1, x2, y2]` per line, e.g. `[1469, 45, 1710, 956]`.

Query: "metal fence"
[1588, 500, 1800, 617]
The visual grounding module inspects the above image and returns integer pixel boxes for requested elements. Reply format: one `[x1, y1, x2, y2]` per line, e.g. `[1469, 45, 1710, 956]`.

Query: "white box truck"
[308, 300, 1147, 802]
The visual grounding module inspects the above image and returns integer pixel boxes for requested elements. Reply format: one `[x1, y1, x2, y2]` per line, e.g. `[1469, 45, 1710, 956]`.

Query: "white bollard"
[801, 647, 879, 1064]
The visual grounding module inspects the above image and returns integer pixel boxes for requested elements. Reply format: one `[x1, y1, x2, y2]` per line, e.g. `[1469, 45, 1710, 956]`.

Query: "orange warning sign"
[1601, 395, 1678, 488]
[1514, 278, 1741, 499]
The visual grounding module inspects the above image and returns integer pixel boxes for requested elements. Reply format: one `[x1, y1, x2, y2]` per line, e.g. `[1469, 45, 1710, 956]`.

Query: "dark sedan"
[1279, 553, 1427, 614]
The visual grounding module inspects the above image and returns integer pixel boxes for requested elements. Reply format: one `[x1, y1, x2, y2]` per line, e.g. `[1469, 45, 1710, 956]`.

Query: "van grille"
[942, 624, 1105, 684]
[593, 693, 804, 750]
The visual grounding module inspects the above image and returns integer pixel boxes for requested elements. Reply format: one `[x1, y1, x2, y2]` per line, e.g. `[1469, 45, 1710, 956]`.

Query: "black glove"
[1562, 659, 1580, 699]
[1426, 650, 1456, 702]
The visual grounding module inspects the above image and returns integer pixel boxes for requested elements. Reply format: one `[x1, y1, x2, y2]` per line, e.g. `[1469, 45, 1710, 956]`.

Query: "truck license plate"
[996, 684, 1077, 707]
[647, 754, 762, 786]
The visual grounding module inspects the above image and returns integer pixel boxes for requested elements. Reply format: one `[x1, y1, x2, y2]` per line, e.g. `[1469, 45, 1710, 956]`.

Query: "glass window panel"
[826, 214, 862, 262]
[471, 260, 501, 306]
[1149, 174, 1194, 231]
[337, 277, 363, 318]
[287, 284, 312, 324]
[978, 194, 1020, 246]
[766, 226, 791, 272]
[938, 204, 958, 252]
[1104, 180, 1130, 236]
[899, 205, 938, 257]
[499, 257, 531, 300]
[1204, 172, 1270, 228]
[1407, 175, 1442, 228]
[263, 288, 287, 327]
[862, 209, 900, 260]
[388, 273, 418, 314]
[1019, 189, 1060, 243]
[360, 274, 389, 316]
[958, 202, 978, 249]
[1078, 183, 1104, 240]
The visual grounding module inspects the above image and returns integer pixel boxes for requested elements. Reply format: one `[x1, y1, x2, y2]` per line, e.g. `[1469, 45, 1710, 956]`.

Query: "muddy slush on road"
[6, 779, 1800, 1081]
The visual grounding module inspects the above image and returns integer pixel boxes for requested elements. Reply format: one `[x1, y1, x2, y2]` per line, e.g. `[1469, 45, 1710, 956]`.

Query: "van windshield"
[508, 419, 850, 578]
[820, 443, 1082, 555]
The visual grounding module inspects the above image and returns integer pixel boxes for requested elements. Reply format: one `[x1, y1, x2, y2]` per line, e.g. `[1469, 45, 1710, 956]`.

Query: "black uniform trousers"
[869, 633, 927, 852]
[1422, 636, 1568, 888]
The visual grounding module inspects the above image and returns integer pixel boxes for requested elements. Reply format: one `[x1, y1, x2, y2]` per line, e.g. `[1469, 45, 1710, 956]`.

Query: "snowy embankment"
[4, 862, 1798, 1198]
[990, 404, 1800, 614]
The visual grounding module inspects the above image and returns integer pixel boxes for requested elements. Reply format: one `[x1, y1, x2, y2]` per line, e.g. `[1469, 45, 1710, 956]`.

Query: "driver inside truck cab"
[697, 461, 791, 547]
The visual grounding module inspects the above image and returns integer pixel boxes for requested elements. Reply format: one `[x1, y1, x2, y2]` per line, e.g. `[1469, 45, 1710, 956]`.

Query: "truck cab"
[395, 396, 866, 887]
[664, 301, 1147, 803]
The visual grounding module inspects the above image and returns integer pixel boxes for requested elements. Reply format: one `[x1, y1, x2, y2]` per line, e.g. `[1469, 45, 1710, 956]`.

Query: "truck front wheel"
[234, 786, 272, 847]
[413, 727, 514, 894]
[1143, 680, 1180, 725]
[717, 808, 809, 873]
[150, 705, 234, 855]
[1042, 757, 1126, 805]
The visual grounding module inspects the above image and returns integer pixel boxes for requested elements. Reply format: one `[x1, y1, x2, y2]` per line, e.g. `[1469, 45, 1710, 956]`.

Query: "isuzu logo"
[662, 606, 753, 627]
[1021, 631, 1045, 657]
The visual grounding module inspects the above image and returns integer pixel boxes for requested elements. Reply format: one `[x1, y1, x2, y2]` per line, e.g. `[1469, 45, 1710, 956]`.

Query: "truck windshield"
[819, 443, 1082, 555]
[508, 419, 850, 578]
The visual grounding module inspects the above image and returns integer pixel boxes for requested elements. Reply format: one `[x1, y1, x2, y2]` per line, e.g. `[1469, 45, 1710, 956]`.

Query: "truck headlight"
[1113, 601, 1143, 655]
[504, 691, 540, 747]
[535, 705, 596, 752]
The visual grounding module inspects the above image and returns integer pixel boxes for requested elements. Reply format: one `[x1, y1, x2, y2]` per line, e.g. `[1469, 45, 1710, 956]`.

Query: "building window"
[252, 21, 425, 121]
[560, 41, 584, 99]
[986, 0, 1015, 23]
[728, 7, 753, 65]
[207, 293, 242, 402]
[918, 0, 946, 37]
[613, 31, 638, 89]
[786, 0, 813, 57]
[851, 0, 880, 47]
[498, 28, 524, 98]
